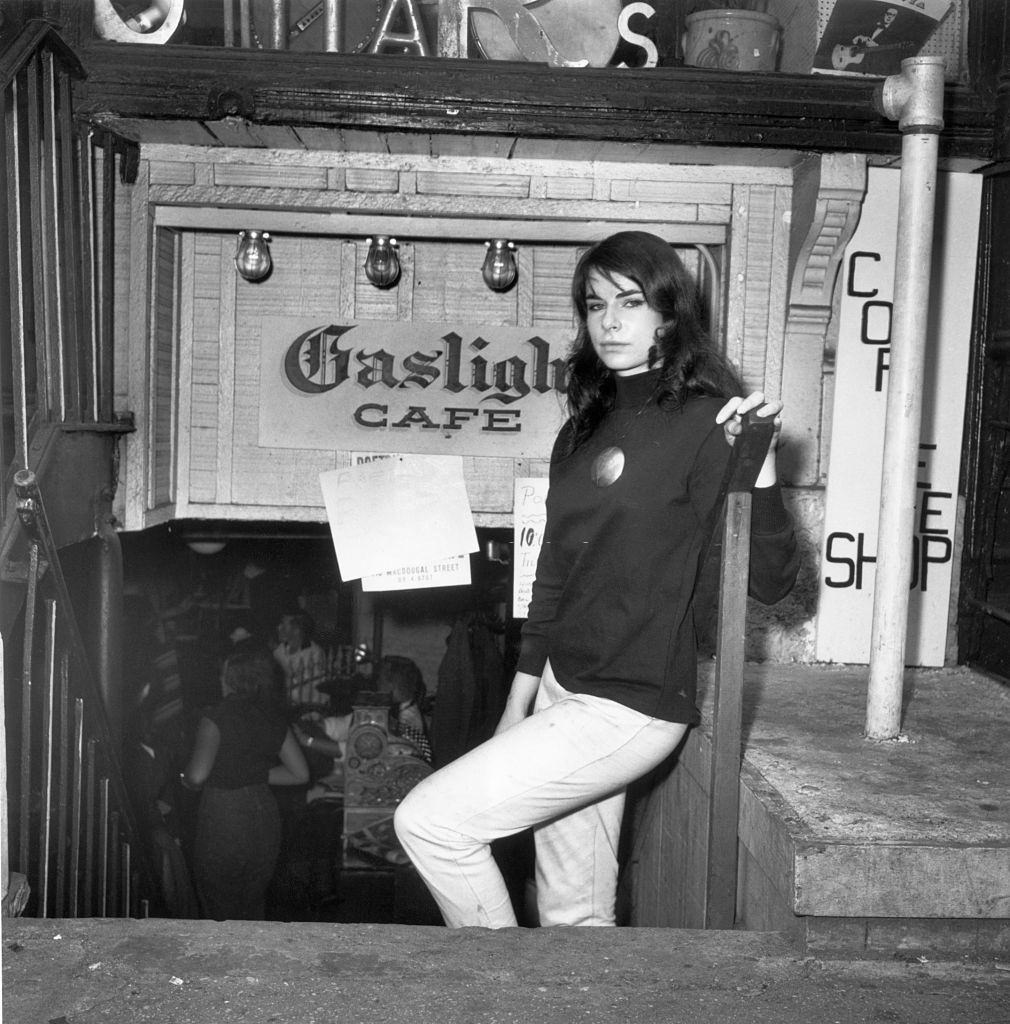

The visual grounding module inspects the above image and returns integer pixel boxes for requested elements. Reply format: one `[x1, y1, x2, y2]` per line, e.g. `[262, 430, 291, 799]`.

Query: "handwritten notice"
[512, 477, 549, 618]
[320, 454, 478, 581]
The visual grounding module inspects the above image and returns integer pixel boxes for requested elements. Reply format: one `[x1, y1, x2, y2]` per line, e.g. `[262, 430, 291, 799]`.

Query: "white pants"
[394, 662, 688, 928]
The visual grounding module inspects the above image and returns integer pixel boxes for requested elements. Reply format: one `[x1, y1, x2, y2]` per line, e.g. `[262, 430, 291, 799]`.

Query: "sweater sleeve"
[516, 424, 573, 676]
[688, 417, 799, 611]
[747, 482, 800, 605]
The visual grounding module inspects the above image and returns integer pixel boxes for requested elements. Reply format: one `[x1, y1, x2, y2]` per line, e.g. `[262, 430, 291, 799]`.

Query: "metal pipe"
[270, 0, 290, 49]
[223, 0, 235, 46]
[323, 0, 340, 51]
[238, 0, 251, 48]
[865, 57, 945, 740]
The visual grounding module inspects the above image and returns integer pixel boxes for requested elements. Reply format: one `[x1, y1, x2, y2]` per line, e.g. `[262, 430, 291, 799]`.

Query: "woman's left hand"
[716, 391, 783, 487]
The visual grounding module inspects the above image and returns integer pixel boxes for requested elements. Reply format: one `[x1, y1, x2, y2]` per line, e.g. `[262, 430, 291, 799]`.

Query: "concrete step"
[627, 664, 1010, 958]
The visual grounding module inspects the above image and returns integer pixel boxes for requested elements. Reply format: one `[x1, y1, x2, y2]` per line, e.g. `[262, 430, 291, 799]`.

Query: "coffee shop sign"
[259, 318, 570, 459]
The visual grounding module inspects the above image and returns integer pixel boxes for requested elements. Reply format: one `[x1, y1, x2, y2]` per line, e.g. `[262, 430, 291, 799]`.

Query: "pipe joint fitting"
[874, 56, 945, 133]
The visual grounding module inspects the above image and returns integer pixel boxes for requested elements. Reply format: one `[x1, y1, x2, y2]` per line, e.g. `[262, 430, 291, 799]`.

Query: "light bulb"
[364, 236, 401, 288]
[235, 230, 272, 282]
[482, 239, 517, 292]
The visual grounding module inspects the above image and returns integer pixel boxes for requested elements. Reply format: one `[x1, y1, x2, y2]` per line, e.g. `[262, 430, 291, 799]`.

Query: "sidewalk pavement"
[4, 918, 1008, 1024]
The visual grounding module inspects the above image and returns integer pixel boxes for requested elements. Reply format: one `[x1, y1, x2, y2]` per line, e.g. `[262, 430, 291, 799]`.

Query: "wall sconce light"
[482, 239, 518, 292]
[186, 540, 227, 556]
[234, 230, 273, 282]
[364, 236, 401, 288]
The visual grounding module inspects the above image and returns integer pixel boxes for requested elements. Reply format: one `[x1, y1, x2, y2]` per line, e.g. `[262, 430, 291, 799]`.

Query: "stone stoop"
[626, 664, 1010, 960]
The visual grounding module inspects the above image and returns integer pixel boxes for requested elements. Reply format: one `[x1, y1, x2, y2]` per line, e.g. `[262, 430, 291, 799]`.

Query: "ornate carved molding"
[786, 153, 867, 351]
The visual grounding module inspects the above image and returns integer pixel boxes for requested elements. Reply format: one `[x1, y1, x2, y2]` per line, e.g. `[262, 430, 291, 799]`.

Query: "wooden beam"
[70, 44, 994, 160]
[152, 206, 728, 244]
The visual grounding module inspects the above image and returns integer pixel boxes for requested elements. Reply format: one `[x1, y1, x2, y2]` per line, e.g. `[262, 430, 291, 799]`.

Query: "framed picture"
[812, 0, 953, 77]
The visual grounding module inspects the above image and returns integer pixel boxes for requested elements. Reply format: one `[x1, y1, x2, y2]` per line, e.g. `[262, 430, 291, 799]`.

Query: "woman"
[182, 645, 309, 920]
[377, 654, 433, 763]
[394, 230, 799, 928]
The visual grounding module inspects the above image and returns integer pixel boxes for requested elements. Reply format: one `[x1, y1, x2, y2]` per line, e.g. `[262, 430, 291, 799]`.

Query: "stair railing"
[1, 21, 114, 513]
[2, 23, 156, 919]
[11, 469, 158, 918]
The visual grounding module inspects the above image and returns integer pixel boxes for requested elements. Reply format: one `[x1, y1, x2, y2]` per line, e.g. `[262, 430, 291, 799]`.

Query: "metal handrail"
[12, 470, 158, 918]
[2, 22, 157, 919]
[963, 593, 1010, 628]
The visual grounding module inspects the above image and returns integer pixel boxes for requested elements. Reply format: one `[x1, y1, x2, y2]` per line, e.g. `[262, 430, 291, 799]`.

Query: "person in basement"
[394, 230, 800, 928]
[181, 645, 309, 920]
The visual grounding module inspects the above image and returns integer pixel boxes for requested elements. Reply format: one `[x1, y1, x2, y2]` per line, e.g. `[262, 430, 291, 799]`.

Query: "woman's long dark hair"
[566, 231, 743, 449]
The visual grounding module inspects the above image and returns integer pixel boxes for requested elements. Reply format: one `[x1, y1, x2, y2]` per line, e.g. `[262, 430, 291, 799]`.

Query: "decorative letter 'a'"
[370, 0, 430, 55]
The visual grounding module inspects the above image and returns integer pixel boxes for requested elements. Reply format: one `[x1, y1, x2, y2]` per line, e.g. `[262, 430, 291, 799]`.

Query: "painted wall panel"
[817, 168, 981, 667]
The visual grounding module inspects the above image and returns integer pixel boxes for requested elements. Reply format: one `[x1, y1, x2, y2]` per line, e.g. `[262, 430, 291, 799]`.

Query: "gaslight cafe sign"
[258, 317, 569, 458]
[816, 168, 981, 667]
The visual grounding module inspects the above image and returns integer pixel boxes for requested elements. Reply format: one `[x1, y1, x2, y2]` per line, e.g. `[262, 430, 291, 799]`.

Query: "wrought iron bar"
[25, 54, 53, 422]
[99, 132, 115, 421]
[80, 130, 99, 419]
[109, 809, 120, 918]
[55, 651, 70, 915]
[122, 840, 131, 919]
[37, 599, 56, 918]
[98, 778, 109, 917]
[42, 48, 67, 419]
[68, 698, 84, 917]
[5, 74, 30, 472]
[57, 61, 84, 421]
[18, 541, 39, 872]
[83, 738, 96, 917]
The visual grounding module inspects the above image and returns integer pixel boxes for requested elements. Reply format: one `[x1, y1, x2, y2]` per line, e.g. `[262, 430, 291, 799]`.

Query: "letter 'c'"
[354, 403, 388, 427]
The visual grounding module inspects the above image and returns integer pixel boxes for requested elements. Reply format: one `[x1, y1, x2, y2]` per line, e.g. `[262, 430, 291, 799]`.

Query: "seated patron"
[376, 655, 432, 764]
[273, 610, 328, 708]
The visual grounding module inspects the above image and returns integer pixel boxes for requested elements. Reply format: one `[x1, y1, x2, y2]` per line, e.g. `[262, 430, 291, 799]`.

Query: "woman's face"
[585, 269, 665, 376]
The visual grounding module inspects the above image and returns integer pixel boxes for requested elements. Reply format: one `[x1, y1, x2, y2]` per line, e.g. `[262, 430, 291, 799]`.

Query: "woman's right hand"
[494, 671, 540, 735]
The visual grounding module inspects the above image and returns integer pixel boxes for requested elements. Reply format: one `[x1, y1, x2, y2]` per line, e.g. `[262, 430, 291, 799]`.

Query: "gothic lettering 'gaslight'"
[261, 318, 571, 456]
[283, 324, 568, 404]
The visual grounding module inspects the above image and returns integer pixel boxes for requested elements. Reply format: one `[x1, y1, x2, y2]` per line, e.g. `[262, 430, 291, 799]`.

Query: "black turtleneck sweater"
[517, 371, 799, 724]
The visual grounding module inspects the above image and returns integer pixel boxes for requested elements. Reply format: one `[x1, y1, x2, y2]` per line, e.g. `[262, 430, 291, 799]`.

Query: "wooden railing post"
[704, 416, 775, 930]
